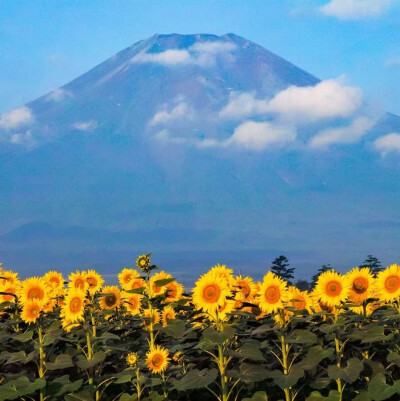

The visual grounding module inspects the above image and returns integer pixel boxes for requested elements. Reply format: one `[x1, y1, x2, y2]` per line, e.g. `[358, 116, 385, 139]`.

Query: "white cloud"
[149, 102, 193, 126]
[154, 129, 186, 144]
[0, 106, 34, 129]
[320, 0, 393, 20]
[45, 88, 73, 102]
[267, 79, 363, 122]
[219, 93, 269, 119]
[224, 121, 296, 150]
[9, 130, 36, 147]
[310, 116, 375, 148]
[132, 49, 193, 65]
[131, 40, 236, 67]
[71, 120, 98, 131]
[374, 133, 400, 155]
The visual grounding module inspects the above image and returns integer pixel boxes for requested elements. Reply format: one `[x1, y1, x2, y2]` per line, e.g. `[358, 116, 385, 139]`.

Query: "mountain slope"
[0, 33, 399, 279]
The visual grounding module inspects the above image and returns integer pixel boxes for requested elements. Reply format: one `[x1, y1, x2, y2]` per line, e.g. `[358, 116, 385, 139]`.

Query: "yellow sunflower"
[165, 281, 184, 303]
[310, 290, 335, 314]
[211, 299, 236, 322]
[126, 352, 138, 366]
[118, 268, 141, 289]
[61, 317, 81, 333]
[123, 272, 146, 292]
[122, 292, 142, 316]
[192, 271, 231, 314]
[286, 286, 312, 313]
[346, 267, 374, 304]
[68, 270, 88, 292]
[85, 270, 104, 294]
[0, 270, 19, 286]
[314, 270, 350, 307]
[149, 271, 172, 296]
[146, 345, 170, 374]
[208, 264, 235, 287]
[61, 288, 85, 323]
[143, 308, 160, 327]
[18, 277, 49, 304]
[99, 286, 121, 310]
[375, 264, 400, 302]
[257, 272, 288, 314]
[21, 300, 42, 323]
[42, 297, 57, 313]
[162, 305, 176, 327]
[234, 275, 257, 301]
[43, 271, 64, 291]
[0, 283, 18, 303]
[350, 301, 381, 316]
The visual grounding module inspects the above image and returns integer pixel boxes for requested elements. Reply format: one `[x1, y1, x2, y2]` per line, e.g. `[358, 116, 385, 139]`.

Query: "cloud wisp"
[319, 0, 393, 20]
[71, 120, 98, 132]
[45, 88, 73, 102]
[0, 106, 34, 129]
[374, 133, 400, 155]
[310, 116, 375, 148]
[149, 102, 193, 126]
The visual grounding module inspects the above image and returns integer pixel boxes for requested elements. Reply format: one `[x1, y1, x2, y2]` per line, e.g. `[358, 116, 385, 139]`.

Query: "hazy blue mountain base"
[1, 34, 399, 283]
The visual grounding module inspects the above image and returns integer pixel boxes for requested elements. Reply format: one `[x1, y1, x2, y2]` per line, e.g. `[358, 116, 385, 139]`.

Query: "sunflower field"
[2, 257, 400, 401]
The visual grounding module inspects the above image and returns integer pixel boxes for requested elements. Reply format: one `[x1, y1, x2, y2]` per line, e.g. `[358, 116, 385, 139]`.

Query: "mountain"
[0, 33, 399, 281]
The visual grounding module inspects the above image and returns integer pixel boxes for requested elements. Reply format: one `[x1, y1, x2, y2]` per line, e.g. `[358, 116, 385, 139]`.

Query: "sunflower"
[43, 271, 64, 291]
[376, 264, 400, 302]
[192, 271, 231, 314]
[143, 308, 160, 326]
[61, 317, 81, 333]
[118, 268, 141, 289]
[346, 267, 374, 304]
[61, 288, 85, 323]
[146, 345, 170, 374]
[213, 299, 236, 321]
[99, 286, 121, 310]
[122, 292, 142, 316]
[350, 301, 381, 316]
[42, 297, 57, 313]
[148, 271, 171, 297]
[286, 286, 312, 313]
[85, 270, 104, 294]
[0, 283, 17, 303]
[18, 277, 49, 304]
[126, 353, 138, 366]
[310, 290, 335, 314]
[68, 270, 88, 292]
[234, 275, 257, 301]
[314, 270, 350, 307]
[136, 254, 151, 273]
[257, 272, 288, 314]
[0, 270, 19, 286]
[21, 300, 42, 323]
[208, 264, 235, 287]
[123, 271, 146, 292]
[165, 281, 184, 303]
[162, 306, 176, 327]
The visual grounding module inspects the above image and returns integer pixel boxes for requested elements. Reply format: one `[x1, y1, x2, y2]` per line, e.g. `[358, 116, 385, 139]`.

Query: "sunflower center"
[3, 288, 14, 302]
[75, 278, 86, 290]
[353, 277, 368, 294]
[325, 280, 342, 297]
[27, 286, 44, 300]
[292, 296, 306, 310]
[70, 297, 82, 313]
[151, 354, 164, 368]
[124, 274, 133, 284]
[86, 277, 97, 288]
[239, 281, 251, 298]
[105, 293, 117, 307]
[131, 280, 143, 290]
[49, 277, 60, 286]
[202, 284, 221, 303]
[166, 285, 177, 298]
[264, 285, 280, 304]
[385, 275, 400, 293]
[29, 305, 40, 318]
[128, 297, 138, 310]
[319, 301, 333, 313]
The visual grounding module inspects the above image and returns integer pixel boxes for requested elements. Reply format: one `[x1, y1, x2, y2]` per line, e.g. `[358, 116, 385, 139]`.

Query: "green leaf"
[76, 351, 106, 369]
[367, 374, 400, 401]
[154, 278, 175, 287]
[305, 390, 341, 401]
[119, 394, 138, 401]
[115, 375, 133, 384]
[0, 377, 46, 401]
[12, 330, 33, 342]
[46, 354, 74, 370]
[267, 365, 304, 389]
[242, 391, 268, 401]
[237, 342, 264, 362]
[328, 358, 363, 384]
[301, 346, 334, 370]
[173, 368, 218, 391]
[160, 319, 185, 339]
[239, 363, 268, 383]
[287, 329, 317, 345]
[199, 326, 235, 347]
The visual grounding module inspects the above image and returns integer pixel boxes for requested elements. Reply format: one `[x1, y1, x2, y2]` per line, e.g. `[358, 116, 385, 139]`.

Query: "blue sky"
[1, 0, 400, 115]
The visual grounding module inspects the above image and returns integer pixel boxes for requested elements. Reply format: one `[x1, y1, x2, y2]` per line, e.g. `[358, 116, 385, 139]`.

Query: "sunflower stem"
[135, 366, 142, 400]
[37, 322, 45, 401]
[279, 320, 292, 401]
[334, 312, 343, 400]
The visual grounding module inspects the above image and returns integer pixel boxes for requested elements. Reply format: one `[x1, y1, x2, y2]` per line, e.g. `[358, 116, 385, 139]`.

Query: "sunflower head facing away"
[346, 267, 374, 304]
[376, 264, 400, 302]
[314, 270, 350, 307]
[257, 272, 288, 314]
[192, 271, 231, 314]
[99, 286, 121, 310]
[136, 254, 151, 273]
[146, 345, 170, 374]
